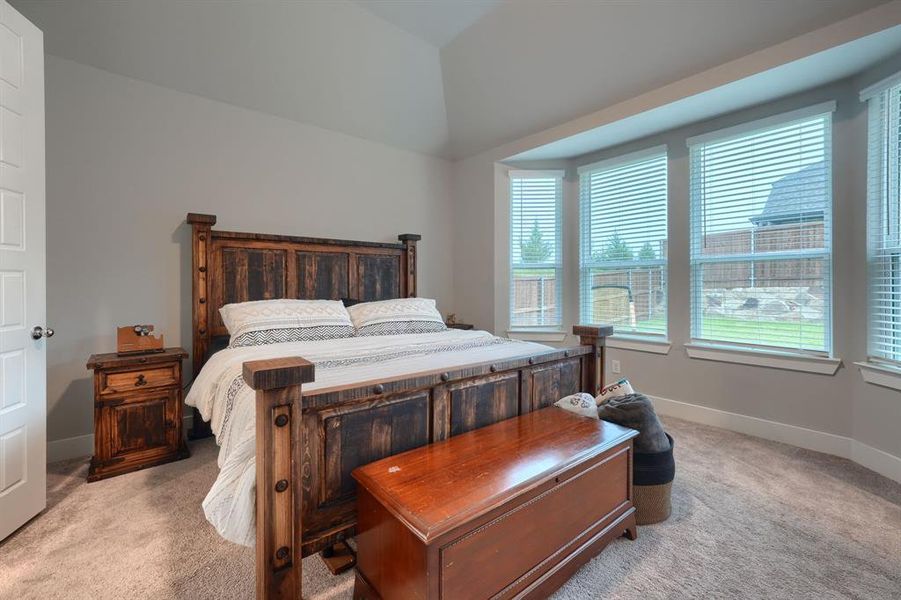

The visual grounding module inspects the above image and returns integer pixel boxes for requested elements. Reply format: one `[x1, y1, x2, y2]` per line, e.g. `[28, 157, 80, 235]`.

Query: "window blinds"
[865, 79, 901, 362]
[579, 148, 668, 336]
[688, 104, 834, 353]
[509, 171, 563, 329]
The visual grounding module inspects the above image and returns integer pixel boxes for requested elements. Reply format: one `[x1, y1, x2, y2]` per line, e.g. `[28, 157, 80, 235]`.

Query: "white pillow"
[554, 393, 600, 419]
[220, 299, 355, 347]
[596, 378, 635, 406]
[347, 298, 447, 336]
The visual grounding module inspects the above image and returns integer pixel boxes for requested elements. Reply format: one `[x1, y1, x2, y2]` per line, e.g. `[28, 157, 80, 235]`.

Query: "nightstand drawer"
[100, 364, 179, 395]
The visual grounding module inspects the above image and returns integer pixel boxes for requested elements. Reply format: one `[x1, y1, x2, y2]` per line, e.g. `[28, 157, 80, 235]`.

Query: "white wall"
[45, 56, 455, 453]
[453, 63, 901, 478]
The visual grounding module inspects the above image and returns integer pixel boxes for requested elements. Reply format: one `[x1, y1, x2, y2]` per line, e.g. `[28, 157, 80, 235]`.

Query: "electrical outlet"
[611, 359, 621, 374]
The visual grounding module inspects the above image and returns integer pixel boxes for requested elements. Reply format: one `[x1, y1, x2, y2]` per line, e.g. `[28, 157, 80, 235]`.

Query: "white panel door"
[0, 0, 45, 541]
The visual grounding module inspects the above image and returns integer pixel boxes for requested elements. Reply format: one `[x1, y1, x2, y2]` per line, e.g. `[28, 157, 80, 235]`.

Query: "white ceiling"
[11, 0, 451, 155]
[351, 0, 500, 48]
[10, 0, 900, 160]
[507, 26, 901, 161]
[440, 0, 893, 158]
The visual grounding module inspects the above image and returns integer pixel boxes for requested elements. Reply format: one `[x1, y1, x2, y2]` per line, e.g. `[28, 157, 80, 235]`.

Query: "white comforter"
[185, 329, 550, 546]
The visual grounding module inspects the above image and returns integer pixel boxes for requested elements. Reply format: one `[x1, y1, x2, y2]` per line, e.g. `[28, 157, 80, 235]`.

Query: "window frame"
[863, 72, 901, 366]
[577, 145, 669, 340]
[508, 169, 564, 332]
[687, 102, 836, 357]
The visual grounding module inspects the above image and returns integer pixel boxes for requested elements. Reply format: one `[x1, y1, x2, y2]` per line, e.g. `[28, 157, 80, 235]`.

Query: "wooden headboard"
[187, 213, 420, 377]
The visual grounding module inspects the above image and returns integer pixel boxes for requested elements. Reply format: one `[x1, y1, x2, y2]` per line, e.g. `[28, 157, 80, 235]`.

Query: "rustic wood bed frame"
[187, 213, 612, 599]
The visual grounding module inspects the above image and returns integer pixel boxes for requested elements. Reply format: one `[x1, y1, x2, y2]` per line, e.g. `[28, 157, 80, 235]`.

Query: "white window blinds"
[688, 104, 834, 353]
[509, 171, 563, 329]
[864, 76, 901, 362]
[579, 148, 668, 336]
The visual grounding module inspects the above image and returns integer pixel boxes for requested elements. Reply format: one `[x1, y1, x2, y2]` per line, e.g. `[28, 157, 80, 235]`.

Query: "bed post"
[398, 233, 421, 297]
[244, 357, 315, 600]
[573, 325, 614, 396]
[188, 212, 216, 439]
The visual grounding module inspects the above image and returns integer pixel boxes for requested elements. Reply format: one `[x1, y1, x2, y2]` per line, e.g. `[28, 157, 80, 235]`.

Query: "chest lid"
[352, 407, 637, 542]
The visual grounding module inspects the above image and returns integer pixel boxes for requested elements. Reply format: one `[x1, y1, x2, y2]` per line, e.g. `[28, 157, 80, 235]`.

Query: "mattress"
[185, 329, 550, 546]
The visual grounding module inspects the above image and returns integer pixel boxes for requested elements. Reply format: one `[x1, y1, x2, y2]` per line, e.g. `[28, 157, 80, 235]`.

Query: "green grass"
[512, 268, 556, 277]
[698, 316, 825, 350]
[630, 315, 825, 350]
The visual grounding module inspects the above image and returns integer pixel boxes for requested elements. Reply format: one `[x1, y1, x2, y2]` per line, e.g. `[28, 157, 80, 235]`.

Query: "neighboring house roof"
[749, 161, 827, 226]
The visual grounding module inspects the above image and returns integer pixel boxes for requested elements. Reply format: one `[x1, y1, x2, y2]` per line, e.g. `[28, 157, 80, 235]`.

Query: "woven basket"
[632, 432, 674, 525]
[634, 481, 673, 525]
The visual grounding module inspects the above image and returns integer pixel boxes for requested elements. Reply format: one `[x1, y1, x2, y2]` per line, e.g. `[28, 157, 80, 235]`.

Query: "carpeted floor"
[1, 416, 899, 599]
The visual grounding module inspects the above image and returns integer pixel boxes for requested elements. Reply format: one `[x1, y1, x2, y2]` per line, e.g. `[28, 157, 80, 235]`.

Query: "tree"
[520, 220, 551, 263]
[638, 241, 657, 260]
[598, 231, 634, 261]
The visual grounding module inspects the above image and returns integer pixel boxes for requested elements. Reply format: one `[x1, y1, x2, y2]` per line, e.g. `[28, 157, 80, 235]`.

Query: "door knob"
[31, 326, 54, 340]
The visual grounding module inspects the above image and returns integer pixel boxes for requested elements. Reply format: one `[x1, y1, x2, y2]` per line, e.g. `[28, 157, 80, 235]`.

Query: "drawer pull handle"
[135, 374, 147, 387]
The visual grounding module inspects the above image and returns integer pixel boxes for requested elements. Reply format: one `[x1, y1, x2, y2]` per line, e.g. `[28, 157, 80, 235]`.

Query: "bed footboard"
[243, 325, 612, 600]
[244, 357, 315, 600]
[574, 324, 614, 396]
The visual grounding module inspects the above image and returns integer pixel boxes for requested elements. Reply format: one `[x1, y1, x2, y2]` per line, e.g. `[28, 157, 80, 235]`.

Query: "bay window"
[863, 75, 901, 363]
[688, 104, 834, 353]
[578, 148, 668, 337]
[509, 171, 563, 329]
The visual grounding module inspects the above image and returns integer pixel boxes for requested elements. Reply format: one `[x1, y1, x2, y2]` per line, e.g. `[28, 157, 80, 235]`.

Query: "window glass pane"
[696, 258, 827, 351]
[581, 266, 666, 333]
[510, 173, 562, 329]
[690, 111, 832, 352]
[511, 267, 560, 327]
[580, 151, 667, 336]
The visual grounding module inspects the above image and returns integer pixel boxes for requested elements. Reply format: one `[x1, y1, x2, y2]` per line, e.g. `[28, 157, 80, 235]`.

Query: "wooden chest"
[86, 348, 189, 481]
[352, 408, 638, 600]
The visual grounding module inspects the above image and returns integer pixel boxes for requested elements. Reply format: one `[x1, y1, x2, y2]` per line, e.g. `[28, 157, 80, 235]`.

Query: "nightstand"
[86, 347, 189, 482]
[447, 322, 474, 330]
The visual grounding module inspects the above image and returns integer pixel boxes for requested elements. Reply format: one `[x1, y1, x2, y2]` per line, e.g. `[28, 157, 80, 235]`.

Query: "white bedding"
[185, 329, 550, 546]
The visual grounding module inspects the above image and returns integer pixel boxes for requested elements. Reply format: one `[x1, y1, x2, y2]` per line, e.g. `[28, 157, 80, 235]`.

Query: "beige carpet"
[1, 417, 899, 599]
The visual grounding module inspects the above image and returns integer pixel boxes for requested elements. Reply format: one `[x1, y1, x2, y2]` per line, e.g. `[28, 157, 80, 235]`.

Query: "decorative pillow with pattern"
[596, 378, 635, 406]
[554, 393, 600, 419]
[220, 299, 355, 348]
[347, 298, 447, 336]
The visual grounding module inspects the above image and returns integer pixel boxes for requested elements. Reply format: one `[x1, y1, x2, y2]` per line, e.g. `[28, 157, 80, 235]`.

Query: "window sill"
[856, 361, 901, 391]
[607, 335, 671, 355]
[506, 329, 567, 343]
[684, 342, 841, 375]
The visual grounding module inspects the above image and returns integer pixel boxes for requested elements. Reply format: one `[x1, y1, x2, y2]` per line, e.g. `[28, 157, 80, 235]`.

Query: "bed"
[183, 213, 612, 599]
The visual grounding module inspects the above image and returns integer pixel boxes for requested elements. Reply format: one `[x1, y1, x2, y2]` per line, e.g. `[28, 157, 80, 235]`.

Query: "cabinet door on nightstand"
[107, 389, 180, 460]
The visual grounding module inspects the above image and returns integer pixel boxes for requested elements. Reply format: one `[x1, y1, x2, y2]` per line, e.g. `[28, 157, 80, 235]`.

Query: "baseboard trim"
[852, 440, 901, 484]
[649, 395, 901, 484]
[47, 433, 93, 463]
[46, 415, 195, 463]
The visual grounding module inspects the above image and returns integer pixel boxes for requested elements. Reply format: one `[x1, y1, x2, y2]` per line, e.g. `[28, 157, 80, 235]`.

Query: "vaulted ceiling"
[11, 0, 896, 159]
[440, 0, 892, 158]
[11, 0, 451, 155]
[351, 0, 500, 48]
